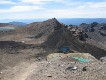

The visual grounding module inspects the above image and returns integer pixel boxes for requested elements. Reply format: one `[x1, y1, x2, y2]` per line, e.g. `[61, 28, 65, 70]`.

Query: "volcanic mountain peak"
[46, 18, 58, 23]
[27, 18, 60, 28]
[27, 18, 61, 32]
[23, 18, 63, 40]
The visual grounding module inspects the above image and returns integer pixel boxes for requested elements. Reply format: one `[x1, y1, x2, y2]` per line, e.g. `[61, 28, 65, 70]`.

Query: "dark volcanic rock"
[79, 23, 106, 51]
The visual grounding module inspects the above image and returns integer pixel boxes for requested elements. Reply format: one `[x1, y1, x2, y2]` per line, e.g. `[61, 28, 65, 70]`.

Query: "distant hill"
[8, 21, 27, 26]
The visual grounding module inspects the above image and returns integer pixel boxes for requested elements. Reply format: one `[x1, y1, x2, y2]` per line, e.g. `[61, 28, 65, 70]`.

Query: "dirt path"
[0, 62, 38, 80]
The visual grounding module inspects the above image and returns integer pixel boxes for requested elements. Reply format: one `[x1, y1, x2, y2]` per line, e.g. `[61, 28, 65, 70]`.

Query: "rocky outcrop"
[78, 23, 106, 51]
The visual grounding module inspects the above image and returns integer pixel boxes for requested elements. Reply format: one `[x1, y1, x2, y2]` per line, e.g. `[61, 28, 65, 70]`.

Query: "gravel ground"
[0, 41, 106, 80]
[0, 54, 106, 80]
[27, 61, 106, 80]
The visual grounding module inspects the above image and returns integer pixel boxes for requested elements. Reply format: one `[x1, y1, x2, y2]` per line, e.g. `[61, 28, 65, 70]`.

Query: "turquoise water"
[72, 57, 90, 62]
[59, 47, 70, 53]
[0, 27, 15, 31]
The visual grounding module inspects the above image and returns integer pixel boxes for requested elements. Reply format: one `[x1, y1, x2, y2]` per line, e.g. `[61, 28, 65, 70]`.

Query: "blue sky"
[0, 0, 106, 20]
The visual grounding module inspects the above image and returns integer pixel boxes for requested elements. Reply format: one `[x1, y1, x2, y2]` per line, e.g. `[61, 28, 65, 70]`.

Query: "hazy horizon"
[0, 18, 106, 25]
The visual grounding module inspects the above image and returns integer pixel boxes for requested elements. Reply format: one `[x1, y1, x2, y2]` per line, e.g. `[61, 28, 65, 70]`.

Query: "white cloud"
[62, 1, 106, 9]
[0, 0, 16, 4]
[46, 9, 86, 18]
[0, 5, 42, 13]
[21, 0, 51, 4]
[86, 2, 106, 8]
[46, 6, 106, 18]
[0, 0, 106, 19]
[20, 0, 69, 4]
[73, 2, 106, 9]
[0, 7, 106, 20]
